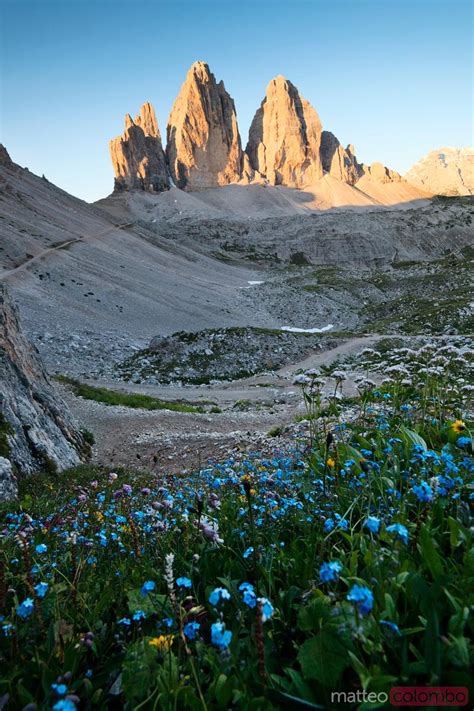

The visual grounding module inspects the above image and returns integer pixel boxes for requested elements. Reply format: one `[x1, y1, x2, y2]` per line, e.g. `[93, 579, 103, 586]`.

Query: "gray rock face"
[0, 144, 14, 168]
[109, 102, 169, 192]
[0, 457, 17, 502]
[0, 285, 86, 500]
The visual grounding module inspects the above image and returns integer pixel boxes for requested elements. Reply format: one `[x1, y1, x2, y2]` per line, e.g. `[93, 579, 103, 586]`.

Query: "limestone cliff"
[167, 61, 243, 189]
[109, 102, 169, 192]
[245, 76, 323, 187]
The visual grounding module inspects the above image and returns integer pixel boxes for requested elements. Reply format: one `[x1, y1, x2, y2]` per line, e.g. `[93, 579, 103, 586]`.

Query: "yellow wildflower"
[326, 457, 336, 468]
[148, 635, 174, 652]
[451, 420, 465, 433]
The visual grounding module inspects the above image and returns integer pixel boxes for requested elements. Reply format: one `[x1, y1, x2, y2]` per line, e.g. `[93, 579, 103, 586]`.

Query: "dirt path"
[61, 335, 383, 472]
[62, 332, 457, 472]
[0, 223, 132, 281]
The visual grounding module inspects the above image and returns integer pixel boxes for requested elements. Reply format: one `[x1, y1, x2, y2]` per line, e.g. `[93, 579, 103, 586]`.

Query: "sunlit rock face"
[245, 75, 323, 188]
[405, 147, 474, 196]
[109, 102, 169, 192]
[167, 61, 243, 190]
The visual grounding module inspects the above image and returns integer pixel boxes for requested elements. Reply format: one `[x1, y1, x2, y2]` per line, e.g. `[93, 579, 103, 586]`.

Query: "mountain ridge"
[109, 61, 418, 197]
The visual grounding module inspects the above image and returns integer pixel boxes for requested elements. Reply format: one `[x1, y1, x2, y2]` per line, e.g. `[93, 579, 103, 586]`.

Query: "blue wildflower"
[140, 580, 156, 596]
[52, 683, 68, 695]
[34, 582, 49, 598]
[243, 546, 254, 559]
[132, 610, 147, 621]
[118, 617, 131, 625]
[386, 523, 409, 544]
[258, 597, 274, 622]
[347, 585, 373, 616]
[184, 621, 200, 640]
[211, 621, 232, 648]
[324, 518, 335, 532]
[456, 436, 471, 449]
[364, 516, 381, 534]
[412, 481, 433, 502]
[239, 582, 257, 608]
[35, 544, 47, 554]
[209, 587, 231, 606]
[53, 701, 76, 711]
[16, 597, 34, 619]
[319, 561, 343, 583]
[176, 576, 192, 588]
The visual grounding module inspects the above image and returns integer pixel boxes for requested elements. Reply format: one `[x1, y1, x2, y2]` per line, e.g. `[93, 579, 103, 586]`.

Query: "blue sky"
[1, 0, 472, 202]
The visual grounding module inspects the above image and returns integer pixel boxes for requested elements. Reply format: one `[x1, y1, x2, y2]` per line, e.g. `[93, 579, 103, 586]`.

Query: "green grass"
[56, 376, 204, 413]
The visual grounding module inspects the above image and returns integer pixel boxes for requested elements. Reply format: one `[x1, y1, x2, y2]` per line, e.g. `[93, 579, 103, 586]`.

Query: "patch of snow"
[281, 324, 334, 334]
[248, 280, 264, 285]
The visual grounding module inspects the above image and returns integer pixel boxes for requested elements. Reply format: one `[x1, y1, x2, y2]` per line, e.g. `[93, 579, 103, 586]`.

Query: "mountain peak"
[246, 75, 323, 187]
[405, 147, 474, 196]
[166, 62, 243, 189]
[109, 102, 169, 192]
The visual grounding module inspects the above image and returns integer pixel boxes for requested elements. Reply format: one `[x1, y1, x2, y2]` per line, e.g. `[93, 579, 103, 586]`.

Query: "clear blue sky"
[1, 0, 472, 202]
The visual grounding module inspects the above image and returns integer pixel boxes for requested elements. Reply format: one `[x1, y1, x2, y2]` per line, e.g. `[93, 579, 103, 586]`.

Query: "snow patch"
[281, 324, 334, 334]
[248, 280, 264, 285]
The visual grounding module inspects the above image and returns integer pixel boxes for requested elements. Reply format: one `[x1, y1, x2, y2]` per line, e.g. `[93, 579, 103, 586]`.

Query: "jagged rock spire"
[245, 75, 323, 187]
[166, 61, 243, 189]
[109, 102, 169, 192]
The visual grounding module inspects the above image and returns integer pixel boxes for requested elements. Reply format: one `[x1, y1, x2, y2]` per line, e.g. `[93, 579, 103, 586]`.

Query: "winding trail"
[0, 223, 132, 282]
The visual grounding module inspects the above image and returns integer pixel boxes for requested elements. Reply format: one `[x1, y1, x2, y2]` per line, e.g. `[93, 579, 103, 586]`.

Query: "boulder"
[245, 75, 323, 187]
[167, 61, 243, 189]
[0, 285, 86, 500]
[109, 102, 169, 192]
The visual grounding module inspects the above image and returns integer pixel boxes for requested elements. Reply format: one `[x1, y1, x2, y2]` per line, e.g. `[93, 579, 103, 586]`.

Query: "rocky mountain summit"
[109, 102, 168, 192]
[245, 75, 323, 187]
[167, 61, 243, 189]
[109, 61, 411, 196]
[405, 147, 474, 196]
[0, 285, 86, 500]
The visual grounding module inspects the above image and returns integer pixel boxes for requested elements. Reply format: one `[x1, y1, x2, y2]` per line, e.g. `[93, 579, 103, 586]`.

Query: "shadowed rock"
[110, 102, 169, 192]
[320, 131, 362, 185]
[167, 61, 243, 189]
[0, 285, 86, 500]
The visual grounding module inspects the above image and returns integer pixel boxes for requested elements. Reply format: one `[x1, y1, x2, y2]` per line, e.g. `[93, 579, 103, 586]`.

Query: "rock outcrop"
[0, 143, 14, 168]
[109, 102, 169, 192]
[358, 161, 402, 183]
[246, 76, 323, 187]
[405, 147, 474, 196]
[0, 285, 86, 500]
[167, 61, 243, 189]
[320, 131, 361, 185]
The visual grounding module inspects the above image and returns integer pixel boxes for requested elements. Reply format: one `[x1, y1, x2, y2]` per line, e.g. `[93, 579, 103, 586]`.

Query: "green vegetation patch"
[56, 376, 204, 413]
